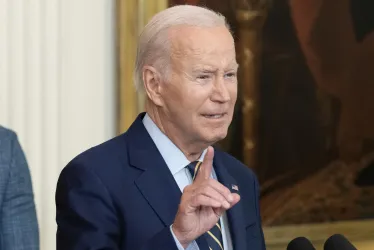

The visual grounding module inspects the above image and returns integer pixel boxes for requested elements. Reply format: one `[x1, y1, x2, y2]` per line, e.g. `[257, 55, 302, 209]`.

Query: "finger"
[196, 185, 231, 209]
[213, 207, 225, 217]
[191, 194, 224, 208]
[195, 146, 214, 182]
[229, 193, 241, 207]
[206, 179, 234, 203]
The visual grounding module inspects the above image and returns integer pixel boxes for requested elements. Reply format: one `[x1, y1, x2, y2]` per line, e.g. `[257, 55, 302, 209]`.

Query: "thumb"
[195, 146, 214, 182]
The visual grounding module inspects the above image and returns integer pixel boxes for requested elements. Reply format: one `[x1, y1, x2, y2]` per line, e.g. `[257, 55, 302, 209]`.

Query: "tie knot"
[186, 161, 202, 180]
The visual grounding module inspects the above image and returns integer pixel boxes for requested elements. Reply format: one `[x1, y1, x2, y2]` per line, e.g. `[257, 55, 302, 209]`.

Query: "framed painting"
[117, 0, 374, 249]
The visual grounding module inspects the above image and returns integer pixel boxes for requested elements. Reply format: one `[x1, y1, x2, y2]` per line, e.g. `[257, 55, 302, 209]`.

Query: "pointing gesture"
[172, 146, 240, 248]
[194, 146, 214, 181]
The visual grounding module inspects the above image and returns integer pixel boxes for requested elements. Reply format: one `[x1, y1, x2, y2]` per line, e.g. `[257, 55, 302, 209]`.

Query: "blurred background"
[1, 0, 374, 249]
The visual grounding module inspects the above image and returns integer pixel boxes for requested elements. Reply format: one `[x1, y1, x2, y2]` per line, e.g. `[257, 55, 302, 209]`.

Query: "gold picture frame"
[116, 1, 374, 249]
[116, 0, 167, 134]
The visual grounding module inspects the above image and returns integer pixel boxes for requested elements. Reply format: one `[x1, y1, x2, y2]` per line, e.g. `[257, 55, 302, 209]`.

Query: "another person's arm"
[1, 131, 39, 250]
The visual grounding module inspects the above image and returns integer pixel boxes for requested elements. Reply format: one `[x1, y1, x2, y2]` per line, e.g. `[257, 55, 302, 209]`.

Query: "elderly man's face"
[161, 25, 238, 145]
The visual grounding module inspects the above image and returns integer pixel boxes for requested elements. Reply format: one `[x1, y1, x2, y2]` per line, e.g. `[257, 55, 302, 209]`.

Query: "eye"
[225, 72, 237, 78]
[197, 74, 211, 80]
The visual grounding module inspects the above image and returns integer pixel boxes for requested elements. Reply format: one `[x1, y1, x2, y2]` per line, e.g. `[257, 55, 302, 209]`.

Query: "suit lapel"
[134, 150, 182, 226]
[213, 150, 247, 250]
[126, 113, 182, 227]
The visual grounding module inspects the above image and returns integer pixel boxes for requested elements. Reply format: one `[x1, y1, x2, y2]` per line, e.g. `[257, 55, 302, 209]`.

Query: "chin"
[205, 129, 228, 144]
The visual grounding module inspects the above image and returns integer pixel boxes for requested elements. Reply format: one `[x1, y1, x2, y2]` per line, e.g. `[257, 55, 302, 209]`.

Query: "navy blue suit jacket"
[56, 113, 266, 250]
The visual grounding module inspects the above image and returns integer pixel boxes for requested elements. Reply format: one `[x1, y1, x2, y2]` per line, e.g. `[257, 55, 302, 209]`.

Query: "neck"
[145, 102, 206, 162]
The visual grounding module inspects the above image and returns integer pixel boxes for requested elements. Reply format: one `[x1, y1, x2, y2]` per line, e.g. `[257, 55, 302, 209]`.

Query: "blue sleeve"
[56, 162, 121, 250]
[0, 132, 39, 250]
[56, 162, 182, 250]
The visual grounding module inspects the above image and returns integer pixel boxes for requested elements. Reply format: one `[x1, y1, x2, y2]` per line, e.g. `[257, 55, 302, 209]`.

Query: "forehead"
[169, 25, 236, 67]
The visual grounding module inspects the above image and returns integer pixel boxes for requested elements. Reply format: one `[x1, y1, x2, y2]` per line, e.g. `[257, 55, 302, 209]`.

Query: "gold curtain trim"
[116, 0, 167, 134]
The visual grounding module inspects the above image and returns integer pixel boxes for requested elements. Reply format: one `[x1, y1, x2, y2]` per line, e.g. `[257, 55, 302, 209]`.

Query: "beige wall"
[0, 0, 116, 249]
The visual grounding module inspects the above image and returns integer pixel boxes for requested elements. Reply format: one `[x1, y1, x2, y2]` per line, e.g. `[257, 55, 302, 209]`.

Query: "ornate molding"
[235, 0, 269, 169]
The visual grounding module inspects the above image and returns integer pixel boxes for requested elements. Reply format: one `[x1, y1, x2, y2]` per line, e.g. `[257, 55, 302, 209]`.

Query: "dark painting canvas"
[257, 0, 374, 226]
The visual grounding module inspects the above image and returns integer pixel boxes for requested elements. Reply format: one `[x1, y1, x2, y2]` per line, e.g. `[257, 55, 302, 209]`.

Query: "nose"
[211, 77, 231, 103]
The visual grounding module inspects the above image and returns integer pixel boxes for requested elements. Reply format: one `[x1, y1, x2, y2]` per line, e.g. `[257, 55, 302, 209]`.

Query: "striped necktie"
[186, 161, 224, 250]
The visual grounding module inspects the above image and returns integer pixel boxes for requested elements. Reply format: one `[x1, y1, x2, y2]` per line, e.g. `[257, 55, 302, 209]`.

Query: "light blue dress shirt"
[143, 113, 233, 250]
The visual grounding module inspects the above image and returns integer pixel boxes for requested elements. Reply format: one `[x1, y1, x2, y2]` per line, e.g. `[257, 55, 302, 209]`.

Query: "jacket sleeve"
[56, 162, 180, 250]
[0, 132, 39, 250]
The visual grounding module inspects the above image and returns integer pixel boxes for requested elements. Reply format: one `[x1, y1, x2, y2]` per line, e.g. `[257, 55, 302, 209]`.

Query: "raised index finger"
[194, 146, 214, 182]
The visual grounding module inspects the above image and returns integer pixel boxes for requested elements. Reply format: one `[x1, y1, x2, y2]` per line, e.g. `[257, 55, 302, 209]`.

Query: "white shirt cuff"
[170, 224, 199, 250]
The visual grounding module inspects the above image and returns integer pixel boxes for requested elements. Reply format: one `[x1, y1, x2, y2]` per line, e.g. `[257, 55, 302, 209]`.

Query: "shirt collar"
[142, 113, 207, 175]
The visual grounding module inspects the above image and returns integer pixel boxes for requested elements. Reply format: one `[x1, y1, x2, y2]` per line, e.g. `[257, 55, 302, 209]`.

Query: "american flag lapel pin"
[231, 184, 239, 191]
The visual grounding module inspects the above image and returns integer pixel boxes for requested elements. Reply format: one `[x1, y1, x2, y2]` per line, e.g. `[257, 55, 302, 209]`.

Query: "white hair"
[134, 5, 231, 93]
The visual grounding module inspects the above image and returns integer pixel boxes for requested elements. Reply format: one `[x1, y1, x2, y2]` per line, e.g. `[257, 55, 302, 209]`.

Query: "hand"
[172, 146, 240, 248]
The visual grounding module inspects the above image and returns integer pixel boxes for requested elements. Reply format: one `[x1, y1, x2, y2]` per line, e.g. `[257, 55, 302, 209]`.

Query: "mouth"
[201, 113, 227, 119]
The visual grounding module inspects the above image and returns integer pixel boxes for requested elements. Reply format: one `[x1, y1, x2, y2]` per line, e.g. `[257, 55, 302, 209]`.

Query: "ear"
[142, 66, 164, 106]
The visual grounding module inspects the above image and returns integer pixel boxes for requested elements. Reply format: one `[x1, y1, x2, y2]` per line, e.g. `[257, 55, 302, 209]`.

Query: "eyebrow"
[192, 63, 239, 73]
[192, 67, 217, 74]
[229, 63, 239, 71]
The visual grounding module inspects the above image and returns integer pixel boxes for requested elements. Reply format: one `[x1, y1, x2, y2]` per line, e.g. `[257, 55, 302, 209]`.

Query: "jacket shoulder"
[0, 126, 17, 142]
[0, 126, 18, 164]
[61, 132, 130, 175]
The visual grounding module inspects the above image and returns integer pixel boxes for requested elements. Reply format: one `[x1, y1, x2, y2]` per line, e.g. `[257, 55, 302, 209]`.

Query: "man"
[56, 5, 265, 250]
[0, 126, 39, 250]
